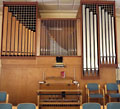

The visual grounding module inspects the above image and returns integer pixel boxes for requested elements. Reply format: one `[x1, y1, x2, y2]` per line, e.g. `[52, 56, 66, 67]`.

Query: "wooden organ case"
[37, 77, 82, 109]
[81, 1, 118, 79]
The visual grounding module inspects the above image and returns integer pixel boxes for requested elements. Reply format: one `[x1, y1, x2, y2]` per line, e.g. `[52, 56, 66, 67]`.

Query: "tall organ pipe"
[90, 11, 95, 74]
[86, 8, 90, 75]
[105, 12, 110, 64]
[102, 9, 106, 64]
[99, 7, 103, 64]
[109, 14, 113, 64]
[112, 17, 116, 64]
[82, 5, 86, 75]
[94, 14, 98, 75]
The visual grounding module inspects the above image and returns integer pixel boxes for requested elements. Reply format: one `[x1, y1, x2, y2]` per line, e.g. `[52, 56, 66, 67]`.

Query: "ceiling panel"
[43, 0, 58, 5]
[59, 4, 73, 10]
[43, 4, 58, 10]
[59, 0, 73, 5]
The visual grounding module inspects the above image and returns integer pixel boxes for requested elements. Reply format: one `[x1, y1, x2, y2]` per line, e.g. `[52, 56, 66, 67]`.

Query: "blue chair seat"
[0, 92, 7, 102]
[109, 93, 120, 98]
[0, 103, 12, 109]
[89, 94, 103, 98]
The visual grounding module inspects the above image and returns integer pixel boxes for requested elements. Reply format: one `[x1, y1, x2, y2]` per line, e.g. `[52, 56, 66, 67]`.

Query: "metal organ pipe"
[94, 14, 98, 75]
[99, 7, 103, 64]
[86, 8, 90, 75]
[102, 9, 106, 64]
[112, 17, 116, 64]
[105, 12, 110, 64]
[109, 14, 113, 64]
[82, 5, 87, 75]
[90, 12, 95, 74]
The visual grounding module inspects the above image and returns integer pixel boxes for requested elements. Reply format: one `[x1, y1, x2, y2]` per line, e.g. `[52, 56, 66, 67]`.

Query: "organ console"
[37, 77, 82, 109]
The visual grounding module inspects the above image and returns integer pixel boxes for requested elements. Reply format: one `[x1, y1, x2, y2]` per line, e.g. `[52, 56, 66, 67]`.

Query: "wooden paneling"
[0, 57, 116, 105]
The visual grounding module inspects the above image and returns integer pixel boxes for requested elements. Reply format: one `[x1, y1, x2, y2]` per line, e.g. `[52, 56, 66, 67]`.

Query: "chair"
[105, 83, 120, 102]
[83, 103, 101, 109]
[0, 92, 9, 103]
[0, 103, 12, 109]
[17, 103, 36, 109]
[85, 83, 105, 105]
[107, 102, 120, 109]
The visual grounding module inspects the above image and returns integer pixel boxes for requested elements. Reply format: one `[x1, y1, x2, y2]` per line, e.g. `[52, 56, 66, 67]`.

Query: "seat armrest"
[86, 88, 90, 96]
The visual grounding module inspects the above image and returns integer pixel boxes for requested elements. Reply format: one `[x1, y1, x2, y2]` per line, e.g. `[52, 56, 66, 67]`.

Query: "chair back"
[83, 103, 101, 109]
[107, 102, 120, 109]
[0, 92, 7, 102]
[87, 83, 99, 91]
[106, 83, 118, 91]
[0, 103, 12, 109]
[17, 103, 36, 109]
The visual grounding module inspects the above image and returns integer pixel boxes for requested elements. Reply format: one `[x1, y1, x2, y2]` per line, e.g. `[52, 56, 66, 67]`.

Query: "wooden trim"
[114, 2, 118, 66]
[1, 56, 36, 59]
[97, 4, 100, 78]
[3, 1, 38, 5]
[80, 0, 115, 5]
[41, 18, 77, 20]
[100, 64, 118, 68]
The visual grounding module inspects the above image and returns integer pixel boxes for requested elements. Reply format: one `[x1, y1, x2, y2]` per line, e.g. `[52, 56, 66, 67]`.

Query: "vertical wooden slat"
[6, 12, 12, 55]
[18, 23, 22, 55]
[28, 30, 31, 56]
[25, 28, 28, 55]
[33, 32, 36, 55]
[31, 31, 33, 55]
[22, 25, 25, 56]
[11, 16, 16, 55]
[2, 7, 8, 55]
[77, 19, 81, 56]
[37, 19, 40, 56]
[14, 20, 19, 55]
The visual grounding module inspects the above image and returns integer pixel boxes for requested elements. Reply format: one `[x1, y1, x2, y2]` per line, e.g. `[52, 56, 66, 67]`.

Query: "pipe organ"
[81, 1, 117, 78]
[99, 5, 116, 65]
[82, 4, 98, 76]
[1, 2, 37, 56]
[40, 19, 77, 56]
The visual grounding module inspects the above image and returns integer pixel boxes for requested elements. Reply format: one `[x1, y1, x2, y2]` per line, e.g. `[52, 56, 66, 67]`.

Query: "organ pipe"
[82, 5, 86, 75]
[109, 14, 113, 64]
[86, 8, 91, 74]
[94, 15, 98, 74]
[105, 12, 110, 64]
[99, 7, 103, 64]
[102, 9, 106, 64]
[90, 12, 95, 74]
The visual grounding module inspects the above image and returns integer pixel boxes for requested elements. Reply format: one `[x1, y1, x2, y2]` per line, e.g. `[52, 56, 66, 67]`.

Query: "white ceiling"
[0, 0, 120, 17]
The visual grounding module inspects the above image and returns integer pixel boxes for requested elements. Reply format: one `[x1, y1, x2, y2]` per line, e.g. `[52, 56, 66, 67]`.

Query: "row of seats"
[85, 83, 120, 104]
[0, 103, 36, 109]
[0, 83, 120, 105]
[0, 102, 120, 109]
[83, 102, 120, 109]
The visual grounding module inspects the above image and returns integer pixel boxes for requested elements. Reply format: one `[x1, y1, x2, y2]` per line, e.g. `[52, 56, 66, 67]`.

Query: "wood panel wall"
[0, 57, 116, 105]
